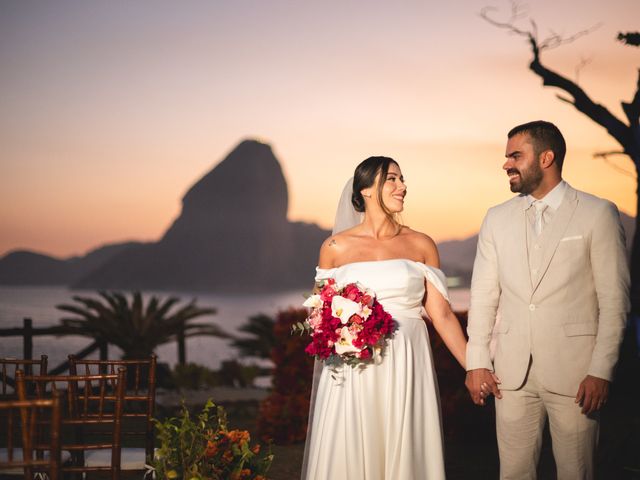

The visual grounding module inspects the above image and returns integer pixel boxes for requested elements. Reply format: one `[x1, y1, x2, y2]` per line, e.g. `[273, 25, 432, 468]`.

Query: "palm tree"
[230, 314, 276, 360]
[57, 291, 230, 359]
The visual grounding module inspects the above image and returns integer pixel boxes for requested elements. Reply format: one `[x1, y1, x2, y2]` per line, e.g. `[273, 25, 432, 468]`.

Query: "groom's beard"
[507, 163, 543, 195]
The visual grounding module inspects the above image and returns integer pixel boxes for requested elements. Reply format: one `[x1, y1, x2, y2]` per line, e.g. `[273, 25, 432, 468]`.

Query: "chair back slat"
[0, 356, 48, 397]
[67, 355, 157, 470]
[0, 392, 62, 480]
[15, 369, 126, 479]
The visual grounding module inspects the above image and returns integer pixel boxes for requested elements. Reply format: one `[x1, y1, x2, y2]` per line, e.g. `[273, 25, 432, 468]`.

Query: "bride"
[301, 156, 469, 480]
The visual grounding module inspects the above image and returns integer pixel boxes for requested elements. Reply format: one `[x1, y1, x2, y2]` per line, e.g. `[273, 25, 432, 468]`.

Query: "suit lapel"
[512, 196, 533, 293]
[531, 186, 578, 293]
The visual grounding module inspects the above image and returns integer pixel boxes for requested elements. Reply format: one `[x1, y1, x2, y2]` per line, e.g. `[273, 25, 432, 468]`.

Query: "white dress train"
[302, 258, 449, 480]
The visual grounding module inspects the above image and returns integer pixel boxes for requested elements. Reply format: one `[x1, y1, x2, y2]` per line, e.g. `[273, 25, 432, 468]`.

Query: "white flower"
[334, 326, 363, 355]
[303, 294, 323, 308]
[331, 296, 361, 325]
[361, 305, 372, 319]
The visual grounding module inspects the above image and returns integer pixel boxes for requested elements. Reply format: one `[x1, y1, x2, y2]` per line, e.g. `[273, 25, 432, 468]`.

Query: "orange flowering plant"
[152, 399, 272, 479]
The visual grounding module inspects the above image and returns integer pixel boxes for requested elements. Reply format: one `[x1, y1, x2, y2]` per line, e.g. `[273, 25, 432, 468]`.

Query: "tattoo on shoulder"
[329, 239, 337, 247]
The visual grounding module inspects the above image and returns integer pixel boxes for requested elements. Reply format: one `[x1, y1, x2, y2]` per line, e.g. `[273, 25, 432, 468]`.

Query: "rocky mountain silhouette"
[71, 140, 329, 292]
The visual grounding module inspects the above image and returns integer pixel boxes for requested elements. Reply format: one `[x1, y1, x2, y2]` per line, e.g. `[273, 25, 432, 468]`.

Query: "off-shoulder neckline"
[316, 258, 441, 272]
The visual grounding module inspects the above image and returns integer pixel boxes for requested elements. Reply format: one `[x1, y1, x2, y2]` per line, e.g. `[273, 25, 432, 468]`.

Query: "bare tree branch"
[538, 24, 602, 51]
[480, 4, 633, 153]
[479, 3, 533, 39]
[555, 94, 574, 105]
[593, 151, 637, 178]
[528, 54, 631, 149]
[479, 2, 600, 52]
[621, 69, 640, 129]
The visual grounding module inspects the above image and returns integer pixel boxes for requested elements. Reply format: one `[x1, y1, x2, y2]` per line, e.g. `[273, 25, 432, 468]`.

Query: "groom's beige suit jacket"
[466, 185, 630, 396]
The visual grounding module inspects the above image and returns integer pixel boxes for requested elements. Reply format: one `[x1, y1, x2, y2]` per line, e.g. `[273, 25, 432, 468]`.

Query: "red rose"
[319, 279, 338, 302]
[357, 348, 372, 360]
[343, 284, 360, 301]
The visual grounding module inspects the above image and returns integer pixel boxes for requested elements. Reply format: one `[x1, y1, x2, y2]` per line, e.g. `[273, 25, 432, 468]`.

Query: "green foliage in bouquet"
[152, 399, 273, 480]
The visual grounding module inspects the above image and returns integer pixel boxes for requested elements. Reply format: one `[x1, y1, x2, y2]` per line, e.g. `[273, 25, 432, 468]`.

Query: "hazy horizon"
[1, 0, 638, 258]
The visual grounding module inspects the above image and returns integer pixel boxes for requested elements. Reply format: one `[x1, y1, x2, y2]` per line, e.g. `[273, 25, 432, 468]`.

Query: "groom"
[465, 120, 630, 479]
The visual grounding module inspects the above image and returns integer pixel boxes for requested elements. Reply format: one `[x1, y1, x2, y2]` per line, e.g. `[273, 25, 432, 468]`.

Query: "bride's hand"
[465, 368, 502, 406]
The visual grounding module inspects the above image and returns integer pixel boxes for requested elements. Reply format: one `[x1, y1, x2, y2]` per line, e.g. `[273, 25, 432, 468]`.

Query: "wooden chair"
[68, 355, 157, 474]
[0, 356, 48, 398]
[16, 368, 126, 480]
[0, 392, 62, 480]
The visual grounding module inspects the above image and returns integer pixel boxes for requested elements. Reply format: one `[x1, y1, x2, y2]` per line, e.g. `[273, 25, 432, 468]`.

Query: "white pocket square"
[560, 235, 583, 242]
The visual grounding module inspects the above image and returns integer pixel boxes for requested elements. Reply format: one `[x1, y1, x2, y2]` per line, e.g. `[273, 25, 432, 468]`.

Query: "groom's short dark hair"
[508, 120, 566, 172]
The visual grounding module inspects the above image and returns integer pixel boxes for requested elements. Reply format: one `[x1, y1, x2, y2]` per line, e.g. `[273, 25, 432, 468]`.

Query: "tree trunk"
[630, 158, 640, 317]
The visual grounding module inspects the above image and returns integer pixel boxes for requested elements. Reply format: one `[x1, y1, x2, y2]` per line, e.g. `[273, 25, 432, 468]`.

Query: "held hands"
[465, 368, 502, 406]
[575, 375, 609, 415]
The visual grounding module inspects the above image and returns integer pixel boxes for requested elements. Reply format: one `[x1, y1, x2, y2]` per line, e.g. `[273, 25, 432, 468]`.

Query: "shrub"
[257, 308, 314, 444]
[152, 399, 273, 479]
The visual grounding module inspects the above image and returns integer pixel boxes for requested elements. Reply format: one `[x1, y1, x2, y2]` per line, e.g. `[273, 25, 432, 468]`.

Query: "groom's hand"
[575, 375, 609, 415]
[465, 368, 502, 406]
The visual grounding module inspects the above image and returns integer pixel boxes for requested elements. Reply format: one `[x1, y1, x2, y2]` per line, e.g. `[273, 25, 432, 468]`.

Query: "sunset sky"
[1, 0, 638, 258]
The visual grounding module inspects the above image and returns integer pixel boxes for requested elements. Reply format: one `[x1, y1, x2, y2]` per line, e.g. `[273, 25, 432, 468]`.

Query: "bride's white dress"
[303, 259, 449, 480]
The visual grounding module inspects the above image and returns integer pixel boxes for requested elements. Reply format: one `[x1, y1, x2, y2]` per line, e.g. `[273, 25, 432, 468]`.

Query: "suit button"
[529, 304, 536, 311]
[534, 244, 541, 250]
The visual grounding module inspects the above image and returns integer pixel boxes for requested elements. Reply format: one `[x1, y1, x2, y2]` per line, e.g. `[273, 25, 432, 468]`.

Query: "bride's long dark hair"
[352, 156, 403, 232]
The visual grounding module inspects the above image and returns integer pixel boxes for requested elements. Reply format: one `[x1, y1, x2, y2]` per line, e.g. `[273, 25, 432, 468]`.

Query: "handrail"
[0, 318, 108, 383]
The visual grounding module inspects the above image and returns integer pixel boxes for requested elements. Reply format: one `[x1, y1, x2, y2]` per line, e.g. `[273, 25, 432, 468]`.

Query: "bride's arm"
[418, 233, 467, 369]
[424, 285, 467, 369]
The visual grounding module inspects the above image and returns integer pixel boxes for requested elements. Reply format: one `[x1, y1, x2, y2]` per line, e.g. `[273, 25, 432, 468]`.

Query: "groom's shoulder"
[485, 195, 524, 218]
[573, 187, 615, 210]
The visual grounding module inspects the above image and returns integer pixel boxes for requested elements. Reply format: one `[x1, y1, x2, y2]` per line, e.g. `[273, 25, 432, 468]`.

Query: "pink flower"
[348, 323, 363, 336]
[319, 279, 338, 302]
[307, 311, 323, 329]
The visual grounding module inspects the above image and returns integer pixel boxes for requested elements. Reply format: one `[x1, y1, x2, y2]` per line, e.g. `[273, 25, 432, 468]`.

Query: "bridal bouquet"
[293, 278, 396, 366]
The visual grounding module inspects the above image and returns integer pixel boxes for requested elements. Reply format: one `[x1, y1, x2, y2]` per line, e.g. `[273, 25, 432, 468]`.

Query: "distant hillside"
[0, 242, 142, 286]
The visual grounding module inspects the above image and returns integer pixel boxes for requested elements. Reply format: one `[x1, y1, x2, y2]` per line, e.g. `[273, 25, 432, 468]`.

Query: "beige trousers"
[495, 358, 599, 480]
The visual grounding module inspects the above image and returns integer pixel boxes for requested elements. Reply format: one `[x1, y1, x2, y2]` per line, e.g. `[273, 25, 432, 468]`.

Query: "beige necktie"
[533, 201, 548, 235]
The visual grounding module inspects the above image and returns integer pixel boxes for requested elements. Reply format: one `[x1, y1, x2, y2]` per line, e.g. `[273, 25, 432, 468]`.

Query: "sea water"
[0, 286, 470, 371]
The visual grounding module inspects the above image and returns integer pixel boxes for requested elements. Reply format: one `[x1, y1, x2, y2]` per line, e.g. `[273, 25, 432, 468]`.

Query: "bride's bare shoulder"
[318, 228, 360, 268]
[400, 226, 440, 267]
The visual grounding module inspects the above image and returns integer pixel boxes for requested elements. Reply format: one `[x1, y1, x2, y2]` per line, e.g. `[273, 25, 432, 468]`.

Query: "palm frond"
[56, 291, 221, 359]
